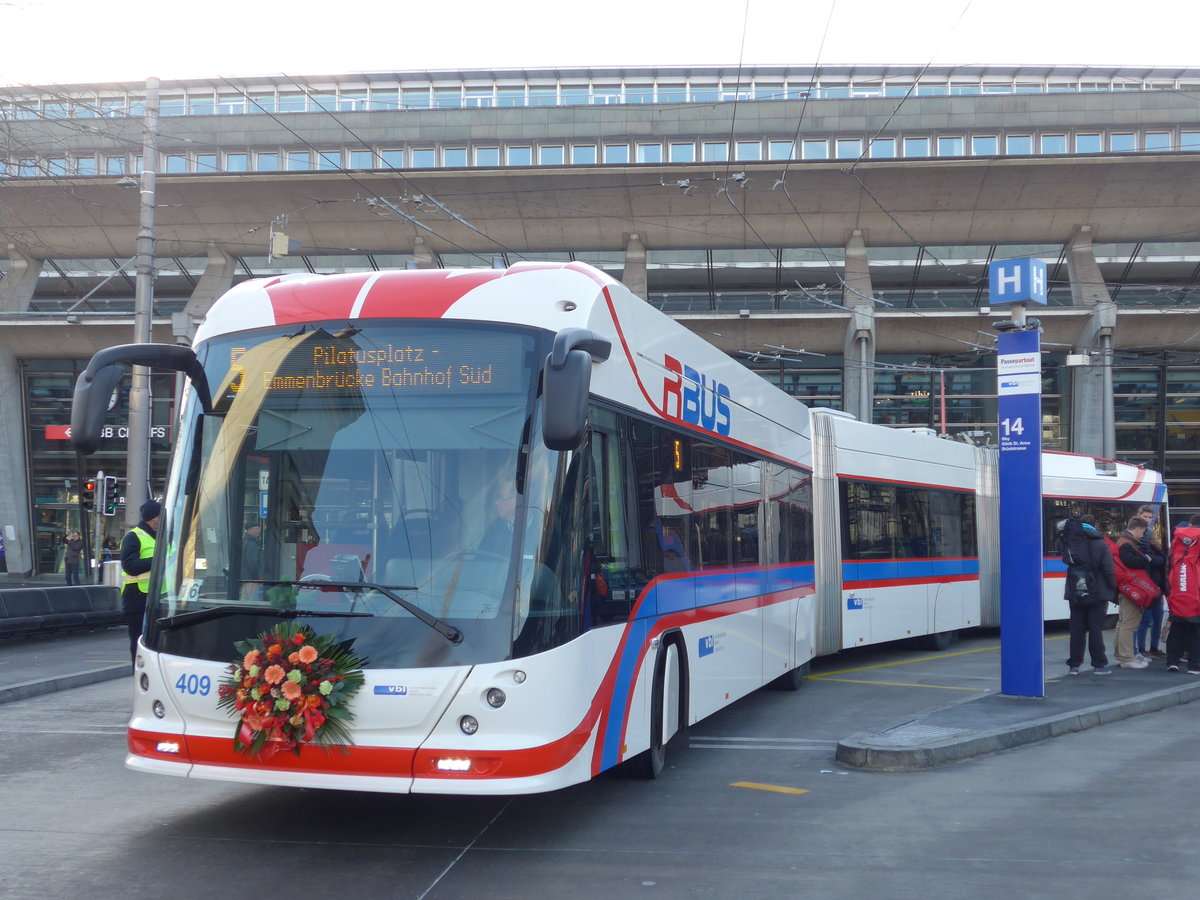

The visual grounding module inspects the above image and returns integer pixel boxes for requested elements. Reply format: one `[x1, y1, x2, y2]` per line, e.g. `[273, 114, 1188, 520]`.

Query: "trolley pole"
[990, 258, 1048, 699]
[125, 77, 160, 526]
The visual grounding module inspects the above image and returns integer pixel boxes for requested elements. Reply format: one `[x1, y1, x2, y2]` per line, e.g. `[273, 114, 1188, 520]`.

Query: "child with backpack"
[1165, 514, 1200, 674]
[1060, 514, 1116, 675]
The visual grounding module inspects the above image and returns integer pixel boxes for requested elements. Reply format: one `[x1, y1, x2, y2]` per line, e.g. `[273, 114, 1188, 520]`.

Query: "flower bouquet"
[217, 621, 366, 761]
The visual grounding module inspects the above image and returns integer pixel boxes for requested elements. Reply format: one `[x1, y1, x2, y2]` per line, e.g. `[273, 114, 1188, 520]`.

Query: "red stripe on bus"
[130, 728, 419, 777]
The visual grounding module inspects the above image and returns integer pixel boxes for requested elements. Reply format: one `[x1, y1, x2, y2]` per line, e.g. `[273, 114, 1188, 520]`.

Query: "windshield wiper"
[252, 580, 464, 644]
[157, 604, 371, 632]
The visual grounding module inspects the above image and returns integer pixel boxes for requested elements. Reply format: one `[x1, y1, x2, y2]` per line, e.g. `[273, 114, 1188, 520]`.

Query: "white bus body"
[79, 262, 1162, 794]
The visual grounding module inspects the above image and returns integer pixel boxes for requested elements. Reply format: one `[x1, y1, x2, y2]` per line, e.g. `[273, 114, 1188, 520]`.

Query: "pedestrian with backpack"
[1111, 517, 1161, 669]
[1061, 515, 1116, 676]
[1165, 514, 1200, 674]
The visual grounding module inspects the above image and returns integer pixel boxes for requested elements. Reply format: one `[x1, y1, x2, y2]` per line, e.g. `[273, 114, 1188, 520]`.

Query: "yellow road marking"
[731, 781, 810, 794]
[808, 677, 984, 691]
[812, 633, 1067, 678]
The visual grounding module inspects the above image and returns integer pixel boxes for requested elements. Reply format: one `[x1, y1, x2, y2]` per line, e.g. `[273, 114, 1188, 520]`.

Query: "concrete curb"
[0, 665, 130, 705]
[836, 681, 1200, 771]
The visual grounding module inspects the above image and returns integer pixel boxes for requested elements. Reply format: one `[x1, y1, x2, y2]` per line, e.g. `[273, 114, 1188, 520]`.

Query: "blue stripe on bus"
[841, 558, 981, 583]
[596, 562, 816, 771]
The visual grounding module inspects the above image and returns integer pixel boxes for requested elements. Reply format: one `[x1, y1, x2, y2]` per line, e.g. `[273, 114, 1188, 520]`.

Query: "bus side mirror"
[71, 343, 213, 455]
[71, 363, 126, 454]
[541, 328, 611, 452]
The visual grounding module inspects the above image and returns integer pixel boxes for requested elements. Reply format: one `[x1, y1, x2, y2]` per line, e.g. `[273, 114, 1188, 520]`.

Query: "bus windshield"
[144, 321, 570, 668]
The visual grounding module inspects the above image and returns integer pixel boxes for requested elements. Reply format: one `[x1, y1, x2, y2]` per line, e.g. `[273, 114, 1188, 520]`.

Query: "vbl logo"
[662, 354, 731, 436]
[699, 635, 716, 657]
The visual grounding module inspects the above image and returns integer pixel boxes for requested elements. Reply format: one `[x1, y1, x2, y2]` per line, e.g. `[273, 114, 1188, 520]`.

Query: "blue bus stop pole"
[990, 257, 1048, 699]
[997, 325, 1044, 697]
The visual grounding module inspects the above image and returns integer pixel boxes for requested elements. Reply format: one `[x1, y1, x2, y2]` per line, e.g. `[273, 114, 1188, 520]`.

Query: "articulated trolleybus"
[71, 262, 1164, 794]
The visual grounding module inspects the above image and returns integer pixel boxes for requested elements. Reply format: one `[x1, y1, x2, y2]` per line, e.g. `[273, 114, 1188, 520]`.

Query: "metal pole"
[125, 77, 159, 526]
[92, 469, 105, 585]
[1100, 332, 1114, 460]
[939, 370, 947, 436]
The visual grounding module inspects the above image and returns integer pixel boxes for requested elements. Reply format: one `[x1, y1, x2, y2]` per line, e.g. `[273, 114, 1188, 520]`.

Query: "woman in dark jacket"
[63, 531, 85, 585]
[1065, 515, 1117, 675]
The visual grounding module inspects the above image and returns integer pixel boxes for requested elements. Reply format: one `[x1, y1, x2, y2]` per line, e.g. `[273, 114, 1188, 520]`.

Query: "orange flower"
[298, 645, 318, 664]
[243, 650, 261, 669]
[288, 652, 300, 664]
[306, 694, 323, 709]
[268, 643, 284, 658]
[264, 665, 285, 685]
[281, 681, 302, 701]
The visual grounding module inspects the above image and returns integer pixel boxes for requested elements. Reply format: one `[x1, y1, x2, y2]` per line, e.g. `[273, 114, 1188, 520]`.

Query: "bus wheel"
[625, 643, 674, 779]
[769, 660, 811, 691]
[922, 630, 959, 652]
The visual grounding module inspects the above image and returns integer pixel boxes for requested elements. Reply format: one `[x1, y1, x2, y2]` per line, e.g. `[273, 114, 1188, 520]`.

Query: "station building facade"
[1, 64, 1198, 575]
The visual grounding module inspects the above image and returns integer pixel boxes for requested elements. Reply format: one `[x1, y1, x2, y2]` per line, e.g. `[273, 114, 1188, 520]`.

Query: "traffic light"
[82, 479, 96, 510]
[103, 476, 119, 517]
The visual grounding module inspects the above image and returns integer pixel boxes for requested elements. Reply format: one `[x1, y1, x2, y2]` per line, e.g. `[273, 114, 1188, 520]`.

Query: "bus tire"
[922, 629, 959, 652]
[625, 642, 674, 780]
[769, 660, 811, 691]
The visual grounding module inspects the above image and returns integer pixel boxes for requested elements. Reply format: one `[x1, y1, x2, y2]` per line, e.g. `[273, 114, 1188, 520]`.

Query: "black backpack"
[1057, 517, 1100, 607]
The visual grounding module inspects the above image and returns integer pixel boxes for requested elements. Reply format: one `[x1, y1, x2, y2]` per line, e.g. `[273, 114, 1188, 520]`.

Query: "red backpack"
[1108, 536, 1162, 609]
[1167, 525, 1200, 619]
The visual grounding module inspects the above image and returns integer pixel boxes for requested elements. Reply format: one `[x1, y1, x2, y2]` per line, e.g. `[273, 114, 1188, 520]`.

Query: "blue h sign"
[989, 258, 1048, 306]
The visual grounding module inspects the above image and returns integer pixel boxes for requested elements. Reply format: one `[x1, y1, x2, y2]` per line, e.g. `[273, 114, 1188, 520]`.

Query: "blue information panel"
[997, 329, 1044, 697]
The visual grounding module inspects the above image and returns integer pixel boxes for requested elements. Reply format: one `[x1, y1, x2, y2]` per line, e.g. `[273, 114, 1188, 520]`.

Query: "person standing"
[1165, 514, 1200, 674]
[1064, 515, 1116, 676]
[1112, 517, 1153, 669]
[1134, 504, 1169, 658]
[63, 530, 85, 586]
[121, 500, 161, 665]
[242, 523, 263, 580]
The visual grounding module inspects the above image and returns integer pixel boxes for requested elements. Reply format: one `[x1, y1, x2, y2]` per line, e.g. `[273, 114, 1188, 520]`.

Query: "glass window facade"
[21, 360, 174, 575]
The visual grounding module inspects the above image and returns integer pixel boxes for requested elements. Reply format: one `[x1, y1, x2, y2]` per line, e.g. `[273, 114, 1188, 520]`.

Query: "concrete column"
[412, 236, 436, 269]
[184, 243, 236, 321]
[0, 244, 42, 313]
[0, 342, 32, 574]
[1065, 226, 1116, 459]
[621, 233, 648, 300]
[841, 230, 876, 422]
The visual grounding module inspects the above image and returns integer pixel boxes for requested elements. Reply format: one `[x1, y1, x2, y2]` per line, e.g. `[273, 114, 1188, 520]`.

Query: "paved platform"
[0, 627, 130, 704]
[836, 650, 1200, 771]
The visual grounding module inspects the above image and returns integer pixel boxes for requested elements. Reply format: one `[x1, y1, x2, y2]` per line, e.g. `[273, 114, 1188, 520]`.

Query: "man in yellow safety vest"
[121, 499, 161, 665]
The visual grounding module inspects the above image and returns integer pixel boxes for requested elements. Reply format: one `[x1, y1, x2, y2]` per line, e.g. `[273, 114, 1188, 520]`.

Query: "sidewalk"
[0, 627, 130, 704]
[836, 653, 1200, 771]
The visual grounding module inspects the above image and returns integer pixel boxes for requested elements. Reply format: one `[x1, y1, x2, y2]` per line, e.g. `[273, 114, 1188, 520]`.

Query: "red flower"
[292, 633, 306, 646]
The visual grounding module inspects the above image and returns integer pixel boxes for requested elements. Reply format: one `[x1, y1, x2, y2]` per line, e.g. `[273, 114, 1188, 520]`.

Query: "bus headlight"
[459, 715, 479, 735]
[139, 674, 150, 692]
[152, 700, 166, 719]
[486, 688, 506, 708]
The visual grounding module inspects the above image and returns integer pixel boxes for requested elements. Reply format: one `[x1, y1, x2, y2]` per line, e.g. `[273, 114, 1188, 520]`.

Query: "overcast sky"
[1, 0, 1193, 87]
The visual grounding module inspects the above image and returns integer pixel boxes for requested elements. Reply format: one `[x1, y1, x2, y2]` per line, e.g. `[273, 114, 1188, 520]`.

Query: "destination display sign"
[230, 333, 529, 396]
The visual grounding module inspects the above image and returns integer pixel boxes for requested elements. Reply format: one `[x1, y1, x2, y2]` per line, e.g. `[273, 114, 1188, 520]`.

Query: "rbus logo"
[662, 354, 732, 436]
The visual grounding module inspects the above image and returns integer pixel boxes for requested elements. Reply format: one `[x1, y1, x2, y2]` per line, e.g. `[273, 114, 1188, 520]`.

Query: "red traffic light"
[84, 480, 96, 492]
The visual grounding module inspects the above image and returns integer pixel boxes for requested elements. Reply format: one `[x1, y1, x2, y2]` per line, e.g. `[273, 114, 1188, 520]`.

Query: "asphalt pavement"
[3, 623, 1199, 771]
